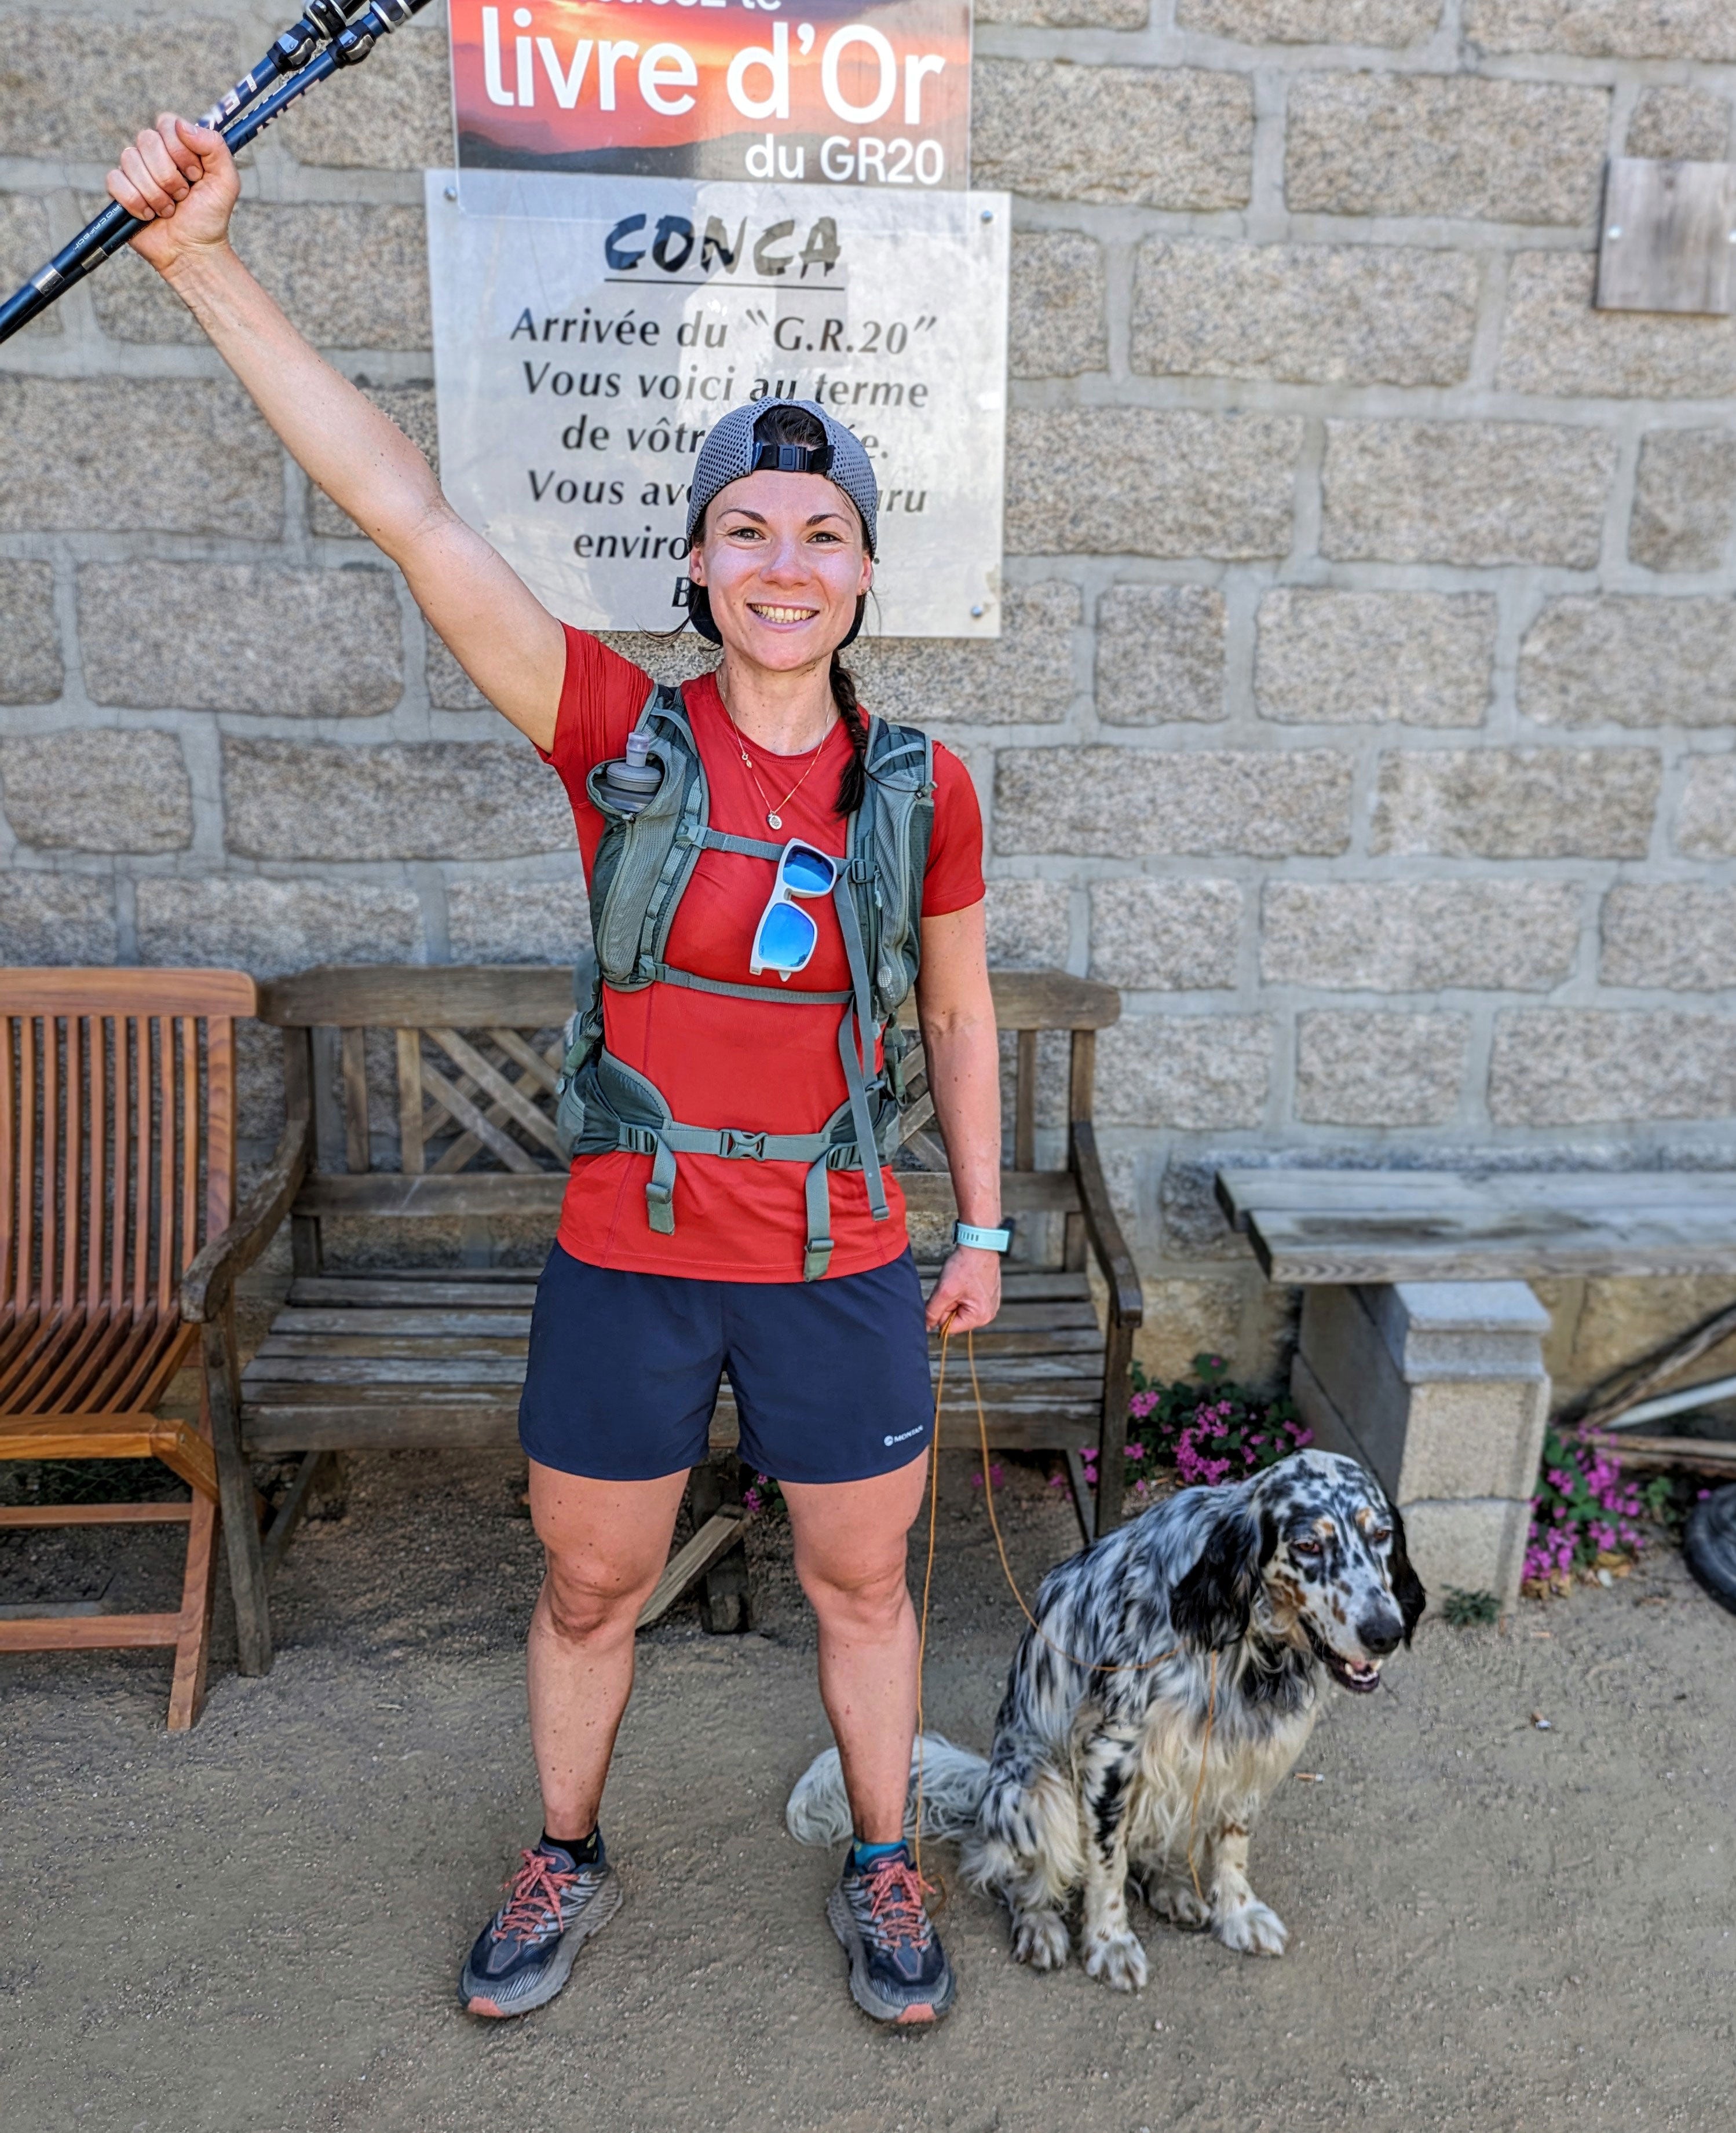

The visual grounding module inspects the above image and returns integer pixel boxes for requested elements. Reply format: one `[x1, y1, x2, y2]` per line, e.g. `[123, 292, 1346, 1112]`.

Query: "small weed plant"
[1078, 1353, 1313, 1509]
[1442, 1587, 1501, 1627]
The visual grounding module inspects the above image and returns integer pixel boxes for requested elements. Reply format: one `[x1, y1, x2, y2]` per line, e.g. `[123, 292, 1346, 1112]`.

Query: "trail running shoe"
[459, 1838, 622, 2018]
[826, 1843, 956, 2027]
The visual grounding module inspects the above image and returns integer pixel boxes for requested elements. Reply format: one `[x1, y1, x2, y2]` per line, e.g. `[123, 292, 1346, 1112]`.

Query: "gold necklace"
[722, 696, 836, 830]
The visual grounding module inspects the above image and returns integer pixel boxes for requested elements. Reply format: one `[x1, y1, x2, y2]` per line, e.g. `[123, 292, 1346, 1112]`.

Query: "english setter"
[788, 1450, 1426, 1989]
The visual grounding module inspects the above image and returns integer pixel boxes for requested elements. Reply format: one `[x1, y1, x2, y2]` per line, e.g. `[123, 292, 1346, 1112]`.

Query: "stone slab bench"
[1214, 1168, 1736, 1605]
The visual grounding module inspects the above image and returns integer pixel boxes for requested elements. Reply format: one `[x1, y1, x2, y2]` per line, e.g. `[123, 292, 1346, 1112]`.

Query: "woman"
[106, 116, 1004, 2028]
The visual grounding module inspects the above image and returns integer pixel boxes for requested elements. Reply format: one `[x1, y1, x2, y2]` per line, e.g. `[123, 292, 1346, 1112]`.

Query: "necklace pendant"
[766, 811, 783, 830]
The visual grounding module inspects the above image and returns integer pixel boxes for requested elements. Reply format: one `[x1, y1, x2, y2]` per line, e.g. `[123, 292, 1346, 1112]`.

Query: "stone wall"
[4, 0, 1736, 1399]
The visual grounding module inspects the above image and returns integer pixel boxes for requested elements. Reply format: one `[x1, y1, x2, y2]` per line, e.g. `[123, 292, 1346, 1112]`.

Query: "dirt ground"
[3, 1446, 1733, 2133]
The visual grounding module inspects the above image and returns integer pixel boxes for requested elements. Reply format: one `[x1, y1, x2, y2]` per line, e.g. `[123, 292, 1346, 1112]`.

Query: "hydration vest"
[553, 683, 935, 1280]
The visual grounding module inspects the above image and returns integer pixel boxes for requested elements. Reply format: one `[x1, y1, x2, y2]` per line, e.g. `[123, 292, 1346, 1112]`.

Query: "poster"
[425, 169, 1009, 636]
[447, 0, 972, 189]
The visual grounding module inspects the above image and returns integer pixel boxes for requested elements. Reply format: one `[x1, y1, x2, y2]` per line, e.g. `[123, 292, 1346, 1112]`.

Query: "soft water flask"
[601, 730, 662, 816]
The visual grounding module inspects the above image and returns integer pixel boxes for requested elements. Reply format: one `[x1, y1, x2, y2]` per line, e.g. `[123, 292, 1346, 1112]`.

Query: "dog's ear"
[1171, 1507, 1267, 1652]
[1387, 1502, 1427, 1644]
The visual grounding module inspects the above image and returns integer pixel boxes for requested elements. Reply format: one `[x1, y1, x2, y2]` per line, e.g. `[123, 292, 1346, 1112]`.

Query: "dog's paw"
[1010, 1909, 1070, 1972]
[1083, 1928, 1149, 1992]
[1146, 1878, 1211, 1931]
[1214, 1901, 1288, 1957]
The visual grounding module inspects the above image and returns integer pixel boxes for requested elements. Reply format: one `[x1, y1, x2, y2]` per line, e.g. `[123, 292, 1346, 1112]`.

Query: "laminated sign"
[448, 0, 972, 188]
[426, 162, 1009, 638]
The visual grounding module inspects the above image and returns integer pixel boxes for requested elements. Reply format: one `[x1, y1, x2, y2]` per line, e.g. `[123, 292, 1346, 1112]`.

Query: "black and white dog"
[788, 1450, 1426, 1990]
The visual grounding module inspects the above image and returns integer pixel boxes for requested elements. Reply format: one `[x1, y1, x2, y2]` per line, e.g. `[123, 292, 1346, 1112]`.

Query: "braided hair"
[693, 401, 871, 818]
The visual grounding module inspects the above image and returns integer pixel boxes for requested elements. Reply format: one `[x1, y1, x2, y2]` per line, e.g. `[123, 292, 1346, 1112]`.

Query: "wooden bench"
[189, 964, 1141, 1661]
[1216, 1166, 1736, 1604]
[1, 968, 254, 1729]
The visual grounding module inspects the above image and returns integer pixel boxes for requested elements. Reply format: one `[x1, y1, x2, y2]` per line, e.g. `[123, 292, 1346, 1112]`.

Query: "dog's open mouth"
[1304, 1623, 1383, 1694]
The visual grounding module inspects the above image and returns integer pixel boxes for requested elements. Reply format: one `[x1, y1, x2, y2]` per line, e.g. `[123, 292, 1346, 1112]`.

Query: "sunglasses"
[750, 840, 839, 981]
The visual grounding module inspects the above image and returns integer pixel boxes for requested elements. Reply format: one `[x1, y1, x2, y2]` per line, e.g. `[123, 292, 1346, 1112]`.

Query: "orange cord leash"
[912, 1318, 1220, 1906]
[909, 1314, 948, 1890]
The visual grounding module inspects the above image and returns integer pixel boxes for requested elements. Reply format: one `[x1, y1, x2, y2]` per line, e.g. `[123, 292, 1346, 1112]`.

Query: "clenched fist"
[107, 114, 240, 275]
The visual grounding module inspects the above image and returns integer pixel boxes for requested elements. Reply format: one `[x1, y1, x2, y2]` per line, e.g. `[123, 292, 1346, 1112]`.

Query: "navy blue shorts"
[518, 1245, 935, 1484]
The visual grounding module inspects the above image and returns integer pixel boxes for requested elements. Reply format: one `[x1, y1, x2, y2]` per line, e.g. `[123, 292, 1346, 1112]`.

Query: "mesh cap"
[686, 400, 878, 556]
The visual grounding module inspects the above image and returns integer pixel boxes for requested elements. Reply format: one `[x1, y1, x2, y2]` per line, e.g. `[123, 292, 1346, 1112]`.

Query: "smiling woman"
[104, 109, 999, 2033]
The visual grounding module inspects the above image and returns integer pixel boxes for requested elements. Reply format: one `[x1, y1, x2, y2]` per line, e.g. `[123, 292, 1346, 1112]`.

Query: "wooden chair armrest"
[1070, 1120, 1144, 1327]
[181, 1104, 312, 1325]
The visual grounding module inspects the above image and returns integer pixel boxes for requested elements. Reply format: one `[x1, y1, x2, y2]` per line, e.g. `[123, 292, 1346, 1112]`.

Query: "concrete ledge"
[1292, 1276, 1550, 1606]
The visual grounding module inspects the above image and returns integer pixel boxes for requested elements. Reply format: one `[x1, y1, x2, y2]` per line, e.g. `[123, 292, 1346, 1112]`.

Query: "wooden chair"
[0, 968, 255, 1729]
[192, 963, 1142, 1653]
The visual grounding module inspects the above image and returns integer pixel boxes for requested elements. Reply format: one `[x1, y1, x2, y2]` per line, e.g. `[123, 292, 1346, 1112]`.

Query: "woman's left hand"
[924, 1245, 1001, 1334]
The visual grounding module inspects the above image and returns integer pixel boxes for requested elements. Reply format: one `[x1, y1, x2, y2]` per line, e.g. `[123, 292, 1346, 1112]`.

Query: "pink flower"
[1049, 1473, 1067, 1488]
[1125, 1442, 1146, 1461]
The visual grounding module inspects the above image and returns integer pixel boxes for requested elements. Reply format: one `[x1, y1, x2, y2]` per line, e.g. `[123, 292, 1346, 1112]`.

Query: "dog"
[787, 1450, 1426, 1990]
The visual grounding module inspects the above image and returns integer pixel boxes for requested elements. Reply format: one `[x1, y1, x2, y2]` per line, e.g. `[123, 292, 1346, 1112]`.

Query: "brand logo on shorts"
[883, 1425, 926, 1446]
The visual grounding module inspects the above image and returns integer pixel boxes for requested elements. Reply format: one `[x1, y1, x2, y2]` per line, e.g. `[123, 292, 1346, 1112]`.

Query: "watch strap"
[953, 1220, 1012, 1253]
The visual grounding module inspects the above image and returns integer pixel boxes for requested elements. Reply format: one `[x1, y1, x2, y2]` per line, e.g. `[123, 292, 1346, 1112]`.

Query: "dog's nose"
[1358, 1610, 1403, 1657]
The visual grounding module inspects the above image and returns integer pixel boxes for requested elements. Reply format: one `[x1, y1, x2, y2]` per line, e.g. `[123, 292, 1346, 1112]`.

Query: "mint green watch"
[953, 1221, 1013, 1253]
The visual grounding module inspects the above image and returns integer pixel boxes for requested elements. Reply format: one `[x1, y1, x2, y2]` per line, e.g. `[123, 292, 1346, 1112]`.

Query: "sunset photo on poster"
[449, 0, 971, 186]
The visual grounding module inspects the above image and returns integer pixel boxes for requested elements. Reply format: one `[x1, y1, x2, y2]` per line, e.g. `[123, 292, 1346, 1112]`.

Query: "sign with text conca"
[448, 0, 971, 189]
[425, 169, 1008, 637]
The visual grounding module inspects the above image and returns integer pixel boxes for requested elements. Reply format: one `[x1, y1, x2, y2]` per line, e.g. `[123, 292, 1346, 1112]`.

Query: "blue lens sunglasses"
[751, 840, 839, 981]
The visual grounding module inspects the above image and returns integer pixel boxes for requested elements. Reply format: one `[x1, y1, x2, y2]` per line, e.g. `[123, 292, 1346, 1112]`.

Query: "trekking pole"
[0, 0, 430, 346]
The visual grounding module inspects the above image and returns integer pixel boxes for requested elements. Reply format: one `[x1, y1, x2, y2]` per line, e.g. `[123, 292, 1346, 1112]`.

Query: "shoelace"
[861, 1858, 935, 1951]
[496, 1849, 584, 1942]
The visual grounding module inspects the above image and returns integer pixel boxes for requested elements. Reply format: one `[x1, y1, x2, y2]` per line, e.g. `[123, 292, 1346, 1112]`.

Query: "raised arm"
[107, 115, 565, 751]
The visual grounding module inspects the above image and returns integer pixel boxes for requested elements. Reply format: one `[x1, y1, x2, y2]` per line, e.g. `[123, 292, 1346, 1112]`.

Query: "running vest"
[553, 683, 935, 1280]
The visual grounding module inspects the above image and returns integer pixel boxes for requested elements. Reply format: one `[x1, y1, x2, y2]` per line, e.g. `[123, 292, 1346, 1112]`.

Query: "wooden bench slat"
[287, 1278, 540, 1308]
[258, 1325, 1104, 1367]
[244, 1355, 531, 1386]
[918, 1268, 1092, 1296]
[275, 1308, 537, 1336]
[261, 964, 1120, 1033]
[255, 1333, 531, 1362]
[936, 1300, 1100, 1332]
[933, 1353, 1109, 1384]
[243, 1407, 522, 1453]
[243, 1380, 517, 1406]
[936, 1327, 1105, 1358]
[297, 1175, 566, 1217]
[242, 1399, 1103, 1457]
[296, 1157, 1075, 1222]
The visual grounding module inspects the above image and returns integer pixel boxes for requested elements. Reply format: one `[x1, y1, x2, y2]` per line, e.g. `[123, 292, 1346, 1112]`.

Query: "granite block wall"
[4, 0, 1736, 1397]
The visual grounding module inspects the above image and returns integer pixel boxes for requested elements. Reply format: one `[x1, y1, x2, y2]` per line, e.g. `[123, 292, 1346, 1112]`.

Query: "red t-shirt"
[543, 628, 985, 1281]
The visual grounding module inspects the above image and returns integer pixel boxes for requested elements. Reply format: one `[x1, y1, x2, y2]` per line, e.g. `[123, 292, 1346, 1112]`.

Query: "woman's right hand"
[107, 114, 240, 276]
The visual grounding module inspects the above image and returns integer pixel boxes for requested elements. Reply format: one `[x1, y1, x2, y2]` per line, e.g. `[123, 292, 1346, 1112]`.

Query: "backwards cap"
[686, 399, 879, 557]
